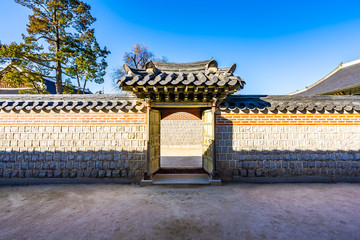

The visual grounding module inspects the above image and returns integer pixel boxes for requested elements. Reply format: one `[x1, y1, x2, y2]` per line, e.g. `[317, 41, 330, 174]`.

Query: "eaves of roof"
[0, 94, 145, 112]
[219, 95, 360, 113]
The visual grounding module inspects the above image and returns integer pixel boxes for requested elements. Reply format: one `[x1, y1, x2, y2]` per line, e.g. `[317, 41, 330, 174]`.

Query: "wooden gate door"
[202, 109, 215, 174]
[148, 109, 161, 174]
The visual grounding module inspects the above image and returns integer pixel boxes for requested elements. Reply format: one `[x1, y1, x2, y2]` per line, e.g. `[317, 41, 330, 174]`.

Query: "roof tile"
[219, 95, 360, 113]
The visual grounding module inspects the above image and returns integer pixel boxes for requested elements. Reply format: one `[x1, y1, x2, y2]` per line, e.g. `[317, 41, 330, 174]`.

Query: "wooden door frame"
[147, 108, 161, 175]
[147, 103, 216, 175]
[202, 107, 216, 175]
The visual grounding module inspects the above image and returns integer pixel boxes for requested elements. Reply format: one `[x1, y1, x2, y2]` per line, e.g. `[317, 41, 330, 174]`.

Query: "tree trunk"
[54, 7, 62, 94]
[55, 61, 62, 94]
[82, 78, 87, 94]
[76, 68, 81, 94]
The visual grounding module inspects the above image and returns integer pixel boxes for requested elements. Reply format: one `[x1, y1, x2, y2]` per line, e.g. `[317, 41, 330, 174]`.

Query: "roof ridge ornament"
[205, 60, 218, 74]
[226, 64, 237, 74]
[123, 64, 133, 75]
[144, 61, 158, 73]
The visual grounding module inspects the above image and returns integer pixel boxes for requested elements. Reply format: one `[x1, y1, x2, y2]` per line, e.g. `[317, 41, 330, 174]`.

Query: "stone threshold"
[141, 172, 222, 186]
[161, 145, 202, 149]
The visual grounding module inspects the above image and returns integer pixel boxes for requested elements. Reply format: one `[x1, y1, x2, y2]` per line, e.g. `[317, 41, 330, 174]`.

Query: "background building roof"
[290, 59, 360, 96]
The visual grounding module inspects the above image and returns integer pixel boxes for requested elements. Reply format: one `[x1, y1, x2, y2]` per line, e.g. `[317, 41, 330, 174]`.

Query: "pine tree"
[0, 0, 109, 94]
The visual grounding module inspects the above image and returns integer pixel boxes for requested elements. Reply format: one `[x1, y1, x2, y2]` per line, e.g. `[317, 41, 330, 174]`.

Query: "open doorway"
[146, 107, 217, 184]
[160, 108, 203, 169]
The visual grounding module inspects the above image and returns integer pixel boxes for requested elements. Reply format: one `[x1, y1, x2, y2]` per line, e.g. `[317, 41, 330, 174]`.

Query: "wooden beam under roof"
[150, 102, 213, 108]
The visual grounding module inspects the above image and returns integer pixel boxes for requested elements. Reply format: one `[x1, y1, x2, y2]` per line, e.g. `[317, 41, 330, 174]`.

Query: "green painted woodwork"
[148, 109, 161, 174]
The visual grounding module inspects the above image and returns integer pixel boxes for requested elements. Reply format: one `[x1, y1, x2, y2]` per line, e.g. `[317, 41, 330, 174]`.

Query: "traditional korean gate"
[202, 109, 215, 175]
[148, 109, 161, 174]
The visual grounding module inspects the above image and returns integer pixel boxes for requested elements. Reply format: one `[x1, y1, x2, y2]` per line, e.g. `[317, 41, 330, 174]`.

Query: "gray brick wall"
[0, 125, 147, 180]
[161, 120, 202, 147]
[2, 115, 359, 183]
[216, 125, 360, 181]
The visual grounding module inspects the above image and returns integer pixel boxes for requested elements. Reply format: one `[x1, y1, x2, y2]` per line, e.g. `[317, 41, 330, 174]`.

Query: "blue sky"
[1, 0, 360, 94]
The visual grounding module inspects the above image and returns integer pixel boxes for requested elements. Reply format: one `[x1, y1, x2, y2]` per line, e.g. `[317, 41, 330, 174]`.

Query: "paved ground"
[161, 156, 202, 168]
[0, 183, 359, 240]
[161, 147, 202, 168]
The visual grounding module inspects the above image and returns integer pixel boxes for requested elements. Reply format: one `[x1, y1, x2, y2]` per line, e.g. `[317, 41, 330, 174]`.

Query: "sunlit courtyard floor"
[0, 183, 359, 240]
[161, 146, 202, 168]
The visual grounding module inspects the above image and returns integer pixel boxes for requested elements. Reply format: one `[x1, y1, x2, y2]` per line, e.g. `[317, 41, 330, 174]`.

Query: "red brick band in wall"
[4, 112, 358, 126]
[161, 108, 201, 120]
[0, 113, 147, 125]
[216, 113, 360, 125]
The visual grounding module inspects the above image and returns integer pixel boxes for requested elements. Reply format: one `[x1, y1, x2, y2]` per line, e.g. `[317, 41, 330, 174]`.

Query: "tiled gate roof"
[117, 59, 245, 102]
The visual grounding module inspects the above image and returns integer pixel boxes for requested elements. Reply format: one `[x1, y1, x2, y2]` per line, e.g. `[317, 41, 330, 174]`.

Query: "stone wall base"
[233, 176, 360, 183]
[0, 178, 135, 186]
[2, 177, 359, 186]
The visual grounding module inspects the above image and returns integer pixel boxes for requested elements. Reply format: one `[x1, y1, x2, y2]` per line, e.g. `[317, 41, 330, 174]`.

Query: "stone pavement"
[0, 183, 359, 240]
[161, 146, 202, 168]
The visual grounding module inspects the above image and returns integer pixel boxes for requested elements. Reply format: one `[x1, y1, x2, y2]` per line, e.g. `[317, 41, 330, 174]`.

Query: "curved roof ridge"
[289, 63, 342, 95]
[153, 59, 212, 66]
[151, 59, 213, 72]
[342, 58, 360, 68]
